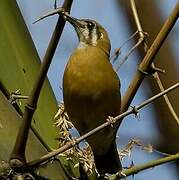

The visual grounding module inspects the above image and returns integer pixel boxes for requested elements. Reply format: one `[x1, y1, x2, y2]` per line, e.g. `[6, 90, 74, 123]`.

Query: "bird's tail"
[93, 142, 122, 175]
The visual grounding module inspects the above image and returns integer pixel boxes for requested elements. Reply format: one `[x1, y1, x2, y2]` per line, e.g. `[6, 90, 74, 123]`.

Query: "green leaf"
[0, 0, 59, 150]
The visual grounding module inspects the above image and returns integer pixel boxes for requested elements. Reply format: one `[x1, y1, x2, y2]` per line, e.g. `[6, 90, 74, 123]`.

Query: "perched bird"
[62, 14, 121, 175]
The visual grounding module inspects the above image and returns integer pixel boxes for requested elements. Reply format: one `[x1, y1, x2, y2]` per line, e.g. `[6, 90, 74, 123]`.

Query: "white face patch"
[77, 21, 99, 47]
[100, 32, 103, 39]
[91, 28, 98, 45]
[83, 29, 90, 39]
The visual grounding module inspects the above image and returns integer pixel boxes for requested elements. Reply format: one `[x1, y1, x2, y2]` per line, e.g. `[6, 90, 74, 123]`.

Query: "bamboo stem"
[27, 83, 179, 167]
[10, 0, 73, 167]
[117, 153, 179, 178]
[130, 0, 179, 125]
[121, 1, 179, 113]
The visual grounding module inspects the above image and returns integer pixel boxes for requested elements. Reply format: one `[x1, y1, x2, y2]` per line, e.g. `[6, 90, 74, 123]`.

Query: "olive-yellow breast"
[63, 14, 121, 175]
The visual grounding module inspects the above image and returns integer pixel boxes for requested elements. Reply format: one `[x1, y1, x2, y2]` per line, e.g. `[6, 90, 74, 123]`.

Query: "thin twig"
[130, 0, 145, 39]
[10, 0, 73, 166]
[110, 30, 138, 63]
[121, 1, 179, 113]
[10, 95, 28, 99]
[153, 73, 179, 125]
[27, 83, 179, 167]
[130, 0, 179, 125]
[115, 36, 145, 71]
[33, 7, 64, 24]
[110, 48, 121, 63]
[54, 0, 57, 9]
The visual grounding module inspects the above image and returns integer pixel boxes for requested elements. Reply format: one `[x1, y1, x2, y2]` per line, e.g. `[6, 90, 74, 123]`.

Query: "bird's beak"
[63, 13, 85, 29]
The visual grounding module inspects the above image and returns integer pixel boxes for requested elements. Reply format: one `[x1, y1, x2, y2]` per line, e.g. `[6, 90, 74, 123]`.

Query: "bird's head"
[64, 14, 111, 55]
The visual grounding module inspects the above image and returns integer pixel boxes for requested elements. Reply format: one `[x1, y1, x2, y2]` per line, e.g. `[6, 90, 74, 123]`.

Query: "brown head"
[64, 14, 111, 55]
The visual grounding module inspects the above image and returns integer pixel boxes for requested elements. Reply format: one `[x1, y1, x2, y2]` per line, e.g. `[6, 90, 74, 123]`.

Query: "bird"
[62, 13, 122, 175]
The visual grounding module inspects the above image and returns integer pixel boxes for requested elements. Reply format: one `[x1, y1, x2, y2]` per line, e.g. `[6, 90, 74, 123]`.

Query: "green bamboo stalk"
[116, 153, 179, 178]
[10, 0, 73, 167]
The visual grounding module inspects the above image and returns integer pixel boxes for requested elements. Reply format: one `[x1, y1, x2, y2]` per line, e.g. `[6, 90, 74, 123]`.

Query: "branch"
[26, 83, 179, 167]
[121, 1, 179, 113]
[116, 152, 179, 178]
[10, 0, 73, 167]
[130, 0, 179, 125]
[153, 73, 179, 125]
[110, 30, 139, 63]
[33, 7, 65, 24]
[115, 35, 146, 71]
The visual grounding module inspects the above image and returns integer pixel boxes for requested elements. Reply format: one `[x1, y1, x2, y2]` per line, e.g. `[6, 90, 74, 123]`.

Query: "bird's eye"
[87, 22, 95, 30]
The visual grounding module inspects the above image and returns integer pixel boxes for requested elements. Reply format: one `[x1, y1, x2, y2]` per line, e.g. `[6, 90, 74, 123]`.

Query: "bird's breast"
[63, 46, 121, 139]
[63, 47, 119, 99]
